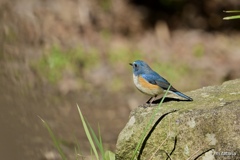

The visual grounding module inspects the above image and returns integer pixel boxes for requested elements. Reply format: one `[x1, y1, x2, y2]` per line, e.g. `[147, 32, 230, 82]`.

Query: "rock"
[116, 79, 240, 160]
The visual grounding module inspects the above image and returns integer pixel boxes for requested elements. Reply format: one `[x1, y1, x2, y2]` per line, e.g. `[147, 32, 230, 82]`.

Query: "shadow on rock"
[152, 97, 193, 104]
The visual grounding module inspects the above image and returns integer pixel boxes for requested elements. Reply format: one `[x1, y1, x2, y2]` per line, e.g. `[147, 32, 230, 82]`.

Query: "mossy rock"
[116, 79, 240, 160]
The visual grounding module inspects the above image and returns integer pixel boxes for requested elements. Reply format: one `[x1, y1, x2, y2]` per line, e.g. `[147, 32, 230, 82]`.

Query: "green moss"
[36, 45, 67, 82]
[131, 50, 144, 62]
[3, 26, 18, 43]
[109, 77, 124, 92]
[100, 29, 112, 41]
[152, 62, 190, 83]
[33, 45, 100, 83]
[108, 47, 143, 64]
[99, 0, 112, 12]
[73, 47, 100, 69]
[193, 44, 205, 58]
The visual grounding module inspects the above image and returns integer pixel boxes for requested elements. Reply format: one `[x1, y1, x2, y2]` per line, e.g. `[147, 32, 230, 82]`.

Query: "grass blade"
[39, 116, 67, 160]
[98, 124, 103, 153]
[87, 122, 105, 159]
[223, 10, 240, 20]
[73, 135, 83, 160]
[223, 10, 240, 13]
[223, 15, 240, 20]
[77, 104, 99, 160]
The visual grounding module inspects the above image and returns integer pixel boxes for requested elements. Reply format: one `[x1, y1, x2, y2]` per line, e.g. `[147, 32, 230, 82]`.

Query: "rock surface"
[116, 79, 240, 160]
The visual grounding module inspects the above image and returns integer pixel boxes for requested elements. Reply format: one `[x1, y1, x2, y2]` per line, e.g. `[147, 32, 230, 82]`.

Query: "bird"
[129, 60, 193, 105]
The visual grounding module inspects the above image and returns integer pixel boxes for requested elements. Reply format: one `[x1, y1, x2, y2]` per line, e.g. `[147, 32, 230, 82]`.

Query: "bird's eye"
[134, 64, 138, 68]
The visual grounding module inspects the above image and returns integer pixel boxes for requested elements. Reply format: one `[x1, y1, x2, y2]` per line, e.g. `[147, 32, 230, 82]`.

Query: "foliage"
[77, 104, 115, 160]
[223, 10, 240, 20]
[34, 45, 99, 83]
[39, 116, 67, 160]
[40, 105, 115, 160]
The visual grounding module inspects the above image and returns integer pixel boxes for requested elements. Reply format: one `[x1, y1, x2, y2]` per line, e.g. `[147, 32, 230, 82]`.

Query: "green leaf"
[73, 135, 83, 160]
[223, 15, 240, 20]
[223, 10, 240, 20]
[77, 104, 99, 160]
[104, 150, 116, 160]
[87, 122, 105, 159]
[223, 10, 240, 13]
[39, 116, 67, 160]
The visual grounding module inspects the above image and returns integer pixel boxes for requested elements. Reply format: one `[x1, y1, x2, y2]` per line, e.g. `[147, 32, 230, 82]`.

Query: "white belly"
[133, 74, 164, 96]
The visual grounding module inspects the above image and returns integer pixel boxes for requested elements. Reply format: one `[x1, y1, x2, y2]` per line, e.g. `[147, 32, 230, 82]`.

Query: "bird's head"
[129, 60, 152, 75]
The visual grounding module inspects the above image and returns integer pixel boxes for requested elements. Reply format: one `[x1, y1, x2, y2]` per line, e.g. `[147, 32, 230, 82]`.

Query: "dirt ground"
[0, 0, 240, 160]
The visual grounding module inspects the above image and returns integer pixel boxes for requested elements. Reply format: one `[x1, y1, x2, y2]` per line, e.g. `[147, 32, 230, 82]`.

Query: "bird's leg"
[144, 95, 157, 107]
[146, 97, 153, 104]
[149, 95, 157, 106]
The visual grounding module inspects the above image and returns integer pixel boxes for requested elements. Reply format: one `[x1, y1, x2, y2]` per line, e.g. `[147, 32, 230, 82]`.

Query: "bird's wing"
[142, 72, 178, 92]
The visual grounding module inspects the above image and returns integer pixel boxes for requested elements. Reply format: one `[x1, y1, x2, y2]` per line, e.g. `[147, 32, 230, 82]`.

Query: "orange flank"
[138, 76, 159, 90]
[133, 74, 164, 96]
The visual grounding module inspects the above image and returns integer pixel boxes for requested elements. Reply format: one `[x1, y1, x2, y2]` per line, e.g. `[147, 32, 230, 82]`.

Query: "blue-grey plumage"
[129, 60, 193, 102]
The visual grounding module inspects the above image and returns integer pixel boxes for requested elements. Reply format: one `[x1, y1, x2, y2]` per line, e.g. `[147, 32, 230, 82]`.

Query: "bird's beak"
[129, 63, 132, 66]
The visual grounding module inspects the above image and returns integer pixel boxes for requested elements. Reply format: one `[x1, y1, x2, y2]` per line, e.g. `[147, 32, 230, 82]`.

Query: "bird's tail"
[174, 91, 193, 101]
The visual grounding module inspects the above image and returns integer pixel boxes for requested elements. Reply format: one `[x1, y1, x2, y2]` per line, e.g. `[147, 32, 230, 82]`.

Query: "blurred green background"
[1, 0, 240, 159]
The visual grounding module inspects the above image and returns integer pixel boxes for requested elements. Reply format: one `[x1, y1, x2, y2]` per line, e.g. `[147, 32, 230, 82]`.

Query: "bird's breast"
[133, 74, 163, 96]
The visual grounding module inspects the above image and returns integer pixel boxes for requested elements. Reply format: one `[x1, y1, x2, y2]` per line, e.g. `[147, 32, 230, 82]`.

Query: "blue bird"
[130, 60, 193, 105]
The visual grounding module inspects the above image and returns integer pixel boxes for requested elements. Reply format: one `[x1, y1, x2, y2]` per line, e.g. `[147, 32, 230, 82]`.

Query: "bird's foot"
[139, 103, 155, 108]
[139, 103, 147, 108]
